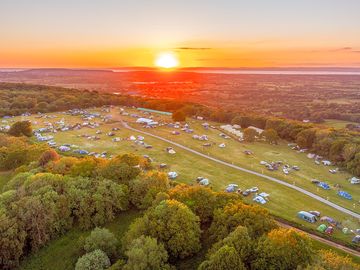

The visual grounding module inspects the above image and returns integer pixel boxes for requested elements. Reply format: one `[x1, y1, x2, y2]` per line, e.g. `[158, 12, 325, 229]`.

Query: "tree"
[208, 202, 277, 242]
[10, 195, 54, 251]
[8, 121, 32, 137]
[0, 207, 26, 269]
[75, 249, 111, 270]
[262, 129, 279, 145]
[46, 156, 79, 175]
[38, 149, 60, 167]
[66, 178, 129, 229]
[172, 110, 186, 122]
[329, 140, 346, 163]
[98, 156, 140, 185]
[129, 171, 170, 209]
[253, 228, 314, 270]
[123, 200, 201, 259]
[84, 228, 119, 260]
[3, 172, 33, 191]
[310, 250, 359, 270]
[296, 128, 317, 149]
[70, 157, 103, 178]
[208, 226, 252, 266]
[243, 128, 258, 142]
[168, 184, 240, 223]
[231, 116, 252, 128]
[123, 236, 171, 270]
[198, 245, 246, 270]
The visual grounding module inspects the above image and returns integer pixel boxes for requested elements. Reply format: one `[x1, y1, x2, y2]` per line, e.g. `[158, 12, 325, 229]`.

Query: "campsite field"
[117, 107, 360, 213]
[6, 107, 360, 245]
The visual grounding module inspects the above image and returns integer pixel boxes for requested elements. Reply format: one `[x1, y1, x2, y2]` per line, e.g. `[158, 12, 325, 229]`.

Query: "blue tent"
[338, 190, 352, 200]
[317, 182, 330, 190]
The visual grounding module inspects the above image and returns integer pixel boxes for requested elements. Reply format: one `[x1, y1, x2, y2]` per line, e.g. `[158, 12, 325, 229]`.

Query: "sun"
[155, 52, 179, 69]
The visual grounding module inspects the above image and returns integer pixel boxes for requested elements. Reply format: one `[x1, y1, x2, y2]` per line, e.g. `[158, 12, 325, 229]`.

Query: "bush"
[75, 250, 110, 270]
[129, 171, 170, 209]
[8, 121, 32, 137]
[84, 228, 119, 260]
[172, 110, 186, 122]
[124, 235, 171, 270]
[38, 149, 60, 167]
[123, 200, 201, 259]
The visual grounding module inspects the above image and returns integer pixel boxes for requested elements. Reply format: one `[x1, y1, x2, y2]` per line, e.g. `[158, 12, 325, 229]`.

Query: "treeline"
[0, 82, 186, 117]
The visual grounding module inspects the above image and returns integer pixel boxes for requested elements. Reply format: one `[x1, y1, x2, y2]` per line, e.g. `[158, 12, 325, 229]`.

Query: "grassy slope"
[19, 210, 141, 270]
[9, 108, 359, 244]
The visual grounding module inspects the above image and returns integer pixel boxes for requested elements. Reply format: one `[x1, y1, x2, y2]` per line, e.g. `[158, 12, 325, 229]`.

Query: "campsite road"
[279, 222, 360, 257]
[120, 121, 360, 220]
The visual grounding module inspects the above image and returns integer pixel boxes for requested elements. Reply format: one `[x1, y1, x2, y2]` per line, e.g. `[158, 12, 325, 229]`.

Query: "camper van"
[297, 211, 317, 223]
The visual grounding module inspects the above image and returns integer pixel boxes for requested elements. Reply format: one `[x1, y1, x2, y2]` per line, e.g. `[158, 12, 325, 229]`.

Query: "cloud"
[339, 47, 352, 50]
[331, 47, 360, 53]
[175, 47, 212, 50]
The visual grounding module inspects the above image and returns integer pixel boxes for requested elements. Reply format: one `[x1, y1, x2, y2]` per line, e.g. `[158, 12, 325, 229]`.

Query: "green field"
[8, 107, 360, 245]
[117, 108, 360, 213]
[323, 119, 359, 129]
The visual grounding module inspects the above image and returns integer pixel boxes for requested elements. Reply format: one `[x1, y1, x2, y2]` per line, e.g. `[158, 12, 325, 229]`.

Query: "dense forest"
[0, 132, 358, 269]
[1, 82, 359, 177]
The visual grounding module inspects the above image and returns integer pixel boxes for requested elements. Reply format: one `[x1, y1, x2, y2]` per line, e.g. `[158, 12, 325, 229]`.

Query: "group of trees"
[0, 133, 48, 170]
[0, 148, 154, 268]
[118, 185, 358, 270]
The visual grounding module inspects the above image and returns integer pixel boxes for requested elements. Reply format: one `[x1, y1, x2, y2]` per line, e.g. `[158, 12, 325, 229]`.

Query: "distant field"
[7, 107, 360, 246]
[323, 119, 359, 129]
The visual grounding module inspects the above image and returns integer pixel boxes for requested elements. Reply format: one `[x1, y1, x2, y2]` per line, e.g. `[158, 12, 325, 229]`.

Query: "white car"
[253, 196, 267, 204]
[249, 187, 259, 193]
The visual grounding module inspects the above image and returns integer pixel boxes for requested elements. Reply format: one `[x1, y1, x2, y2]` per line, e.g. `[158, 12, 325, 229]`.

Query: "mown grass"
[19, 210, 142, 270]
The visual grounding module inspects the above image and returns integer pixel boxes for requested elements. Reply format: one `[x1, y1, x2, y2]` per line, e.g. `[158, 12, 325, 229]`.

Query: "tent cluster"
[259, 160, 300, 174]
[220, 124, 243, 139]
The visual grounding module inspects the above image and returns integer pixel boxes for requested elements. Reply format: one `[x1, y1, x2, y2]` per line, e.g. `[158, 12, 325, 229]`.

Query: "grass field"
[116, 108, 360, 213]
[18, 210, 142, 270]
[7, 107, 360, 245]
[323, 119, 359, 129]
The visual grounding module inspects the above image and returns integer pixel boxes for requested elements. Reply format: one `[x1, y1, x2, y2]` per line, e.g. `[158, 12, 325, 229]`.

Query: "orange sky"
[1, 0, 360, 68]
[1, 46, 359, 68]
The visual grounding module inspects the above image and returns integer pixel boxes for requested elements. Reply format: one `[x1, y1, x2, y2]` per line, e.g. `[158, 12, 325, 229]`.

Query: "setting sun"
[155, 53, 179, 69]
